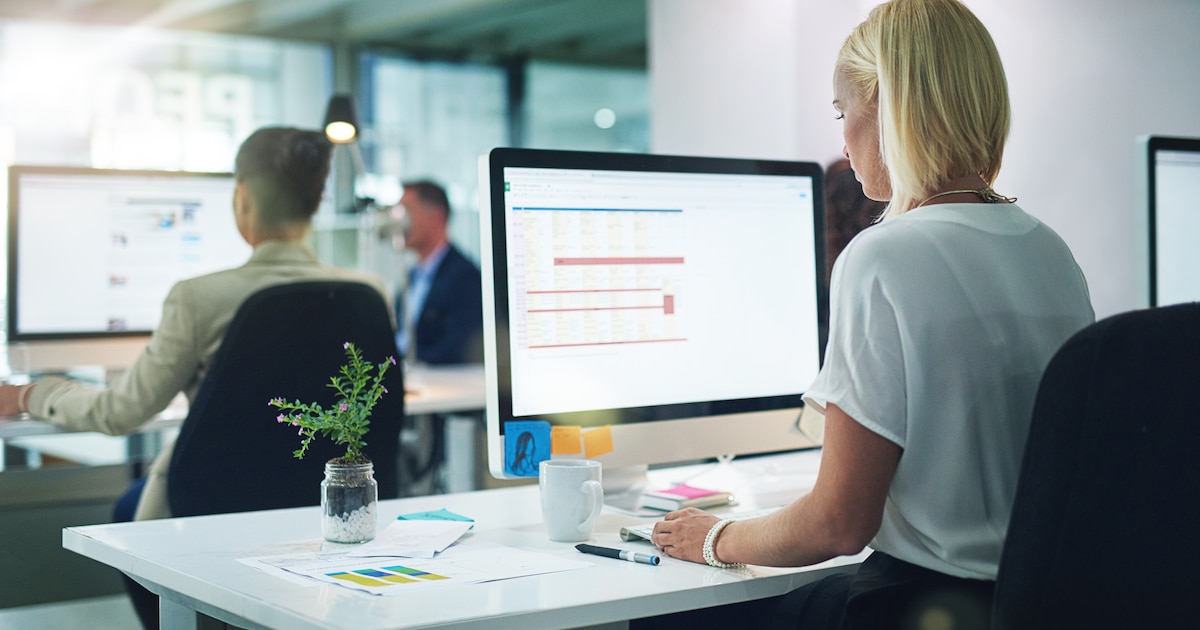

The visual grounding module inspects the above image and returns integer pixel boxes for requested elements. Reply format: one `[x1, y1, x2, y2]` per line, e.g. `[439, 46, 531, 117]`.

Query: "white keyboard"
[619, 506, 782, 542]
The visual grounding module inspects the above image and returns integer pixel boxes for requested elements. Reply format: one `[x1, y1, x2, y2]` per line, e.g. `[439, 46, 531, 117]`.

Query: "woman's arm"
[18, 282, 201, 435]
[0, 384, 30, 417]
[651, 403, 901, 567]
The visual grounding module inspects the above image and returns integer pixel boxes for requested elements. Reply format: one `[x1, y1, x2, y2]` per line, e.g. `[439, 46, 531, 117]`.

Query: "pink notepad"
[640, 483, 734, 511]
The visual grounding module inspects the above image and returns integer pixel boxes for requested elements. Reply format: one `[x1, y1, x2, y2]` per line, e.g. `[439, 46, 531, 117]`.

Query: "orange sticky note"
[551, 426, 583, 455]
[582, 425, 614, 458]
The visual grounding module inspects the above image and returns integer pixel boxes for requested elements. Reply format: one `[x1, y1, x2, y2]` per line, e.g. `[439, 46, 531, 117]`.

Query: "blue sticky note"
[396, 508, 474, 523]
[504, 420, 551, 477]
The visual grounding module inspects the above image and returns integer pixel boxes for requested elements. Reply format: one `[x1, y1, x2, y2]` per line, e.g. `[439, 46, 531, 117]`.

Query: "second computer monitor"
[7, 166, 249, 369]
[1138, 135, 1200, 307]
[481, 148, 827, 482]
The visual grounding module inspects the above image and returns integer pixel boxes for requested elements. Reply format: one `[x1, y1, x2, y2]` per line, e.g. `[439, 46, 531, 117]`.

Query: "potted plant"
[269, 341, 396, 543]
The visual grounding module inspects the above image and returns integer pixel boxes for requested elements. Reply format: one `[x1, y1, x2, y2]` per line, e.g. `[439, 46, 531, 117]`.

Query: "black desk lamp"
[324, 93, 359, 144]
[323, 93, 369, 211]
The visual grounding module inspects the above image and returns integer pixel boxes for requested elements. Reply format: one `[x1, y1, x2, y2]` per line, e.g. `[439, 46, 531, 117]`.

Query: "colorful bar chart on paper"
[242, 541, 593, 597]
[326, 565, 450, 587]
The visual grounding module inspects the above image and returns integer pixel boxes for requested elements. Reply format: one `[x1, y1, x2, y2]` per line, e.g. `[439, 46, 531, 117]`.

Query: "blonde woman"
[641, 0, 1094, 627]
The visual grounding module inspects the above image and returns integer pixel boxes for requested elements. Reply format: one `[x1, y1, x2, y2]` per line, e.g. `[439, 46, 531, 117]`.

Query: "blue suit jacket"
[404, 244, 484, 365]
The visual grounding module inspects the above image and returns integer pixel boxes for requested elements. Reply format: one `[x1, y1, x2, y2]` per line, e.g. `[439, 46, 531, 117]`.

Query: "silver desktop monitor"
[6, 165, 249, 369]
[1137, 135, 1200, 308]
[480, 148, 827, 497]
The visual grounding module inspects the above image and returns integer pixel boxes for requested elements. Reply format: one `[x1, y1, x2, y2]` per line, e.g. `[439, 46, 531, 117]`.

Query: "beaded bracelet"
[702, 518, 743, 568]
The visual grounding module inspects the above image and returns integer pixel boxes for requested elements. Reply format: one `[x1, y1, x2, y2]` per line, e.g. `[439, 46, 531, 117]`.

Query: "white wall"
[650, 0, 1200, 319]
[650, 0, 868, 164]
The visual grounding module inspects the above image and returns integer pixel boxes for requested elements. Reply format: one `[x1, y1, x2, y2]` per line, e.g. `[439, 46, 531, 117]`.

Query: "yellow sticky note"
[582, 425, 614, 458]
[551, 426, 583, 455]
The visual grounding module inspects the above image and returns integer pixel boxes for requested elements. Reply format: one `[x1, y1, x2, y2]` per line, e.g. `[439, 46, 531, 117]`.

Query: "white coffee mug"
[539, 459, 604, 542]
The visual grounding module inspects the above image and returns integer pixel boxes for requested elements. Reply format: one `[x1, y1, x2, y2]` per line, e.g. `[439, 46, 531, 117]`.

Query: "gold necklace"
[917, 187, 1017, 208]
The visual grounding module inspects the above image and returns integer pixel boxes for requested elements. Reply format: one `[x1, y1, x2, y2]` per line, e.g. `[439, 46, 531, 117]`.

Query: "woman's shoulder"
[838, 215, 918, 261]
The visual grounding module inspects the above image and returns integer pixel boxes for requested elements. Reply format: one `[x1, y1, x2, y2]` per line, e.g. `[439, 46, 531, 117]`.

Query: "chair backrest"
[168, 280, 404, 518]
[992, 303, 1200, 629]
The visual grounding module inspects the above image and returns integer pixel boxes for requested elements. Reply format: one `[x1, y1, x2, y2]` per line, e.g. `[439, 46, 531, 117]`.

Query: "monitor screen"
[481, 148, 826, 486]
[1138, 136, 1200, 307]
[7, 166, 250, 343]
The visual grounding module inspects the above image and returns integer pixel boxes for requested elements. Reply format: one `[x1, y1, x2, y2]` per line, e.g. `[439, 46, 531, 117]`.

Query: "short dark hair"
[234, 127, 332, 227]
[403, 180, 451, 219]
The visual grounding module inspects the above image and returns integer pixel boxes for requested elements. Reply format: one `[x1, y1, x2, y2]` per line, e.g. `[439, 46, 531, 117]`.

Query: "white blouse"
[804, 203, 1094, 580]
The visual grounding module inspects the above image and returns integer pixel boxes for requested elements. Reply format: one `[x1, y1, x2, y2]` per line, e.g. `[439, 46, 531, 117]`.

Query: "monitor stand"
[600, 463, 650, 512]
[682, 454, 756, 491]
[600, 456, 750, 514]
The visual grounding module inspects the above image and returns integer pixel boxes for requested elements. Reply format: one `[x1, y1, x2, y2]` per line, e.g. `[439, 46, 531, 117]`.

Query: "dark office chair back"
[992, 303, 1200, 629]
[168, 280, 404, 518]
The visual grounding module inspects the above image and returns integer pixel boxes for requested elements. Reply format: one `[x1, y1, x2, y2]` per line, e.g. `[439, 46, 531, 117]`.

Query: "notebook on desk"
[639, 483, 735, 512]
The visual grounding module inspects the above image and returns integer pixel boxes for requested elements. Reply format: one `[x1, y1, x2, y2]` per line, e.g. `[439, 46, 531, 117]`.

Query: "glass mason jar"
[321, 460, 378, 543]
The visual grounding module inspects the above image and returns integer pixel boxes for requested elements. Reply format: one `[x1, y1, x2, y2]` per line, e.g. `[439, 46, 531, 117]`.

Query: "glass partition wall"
[0, 21, 650, 472]
[356, 54, 649, 293]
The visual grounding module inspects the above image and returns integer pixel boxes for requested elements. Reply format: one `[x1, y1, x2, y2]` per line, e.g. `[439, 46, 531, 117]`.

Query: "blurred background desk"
[398, 363, 506, 497]
[0, 363, 486, 470]
[0, 362, 487, 609]
[403, 363, 485, 416]
[0, 363, 486, 442]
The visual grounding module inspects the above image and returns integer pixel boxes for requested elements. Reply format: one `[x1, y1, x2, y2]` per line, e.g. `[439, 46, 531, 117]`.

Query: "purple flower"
[339, 403, 348, 412]
[276, 414, 286, 423]
[343, 341, 350, 349]
[382, 386, 389, 394]
[389, 356, 397, 365]
[297, 427, 304, 435]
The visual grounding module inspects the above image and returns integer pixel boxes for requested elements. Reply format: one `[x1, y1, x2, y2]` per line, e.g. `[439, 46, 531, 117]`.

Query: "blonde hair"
[837, 0, 1010, 217]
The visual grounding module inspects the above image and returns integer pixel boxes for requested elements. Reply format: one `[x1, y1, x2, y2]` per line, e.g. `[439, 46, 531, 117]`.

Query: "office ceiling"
[0, 0, 648, 67]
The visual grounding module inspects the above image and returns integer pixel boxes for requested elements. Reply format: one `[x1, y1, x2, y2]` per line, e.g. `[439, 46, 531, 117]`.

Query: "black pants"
[113, 476, 160, 630]
[632, 552, 994, 630]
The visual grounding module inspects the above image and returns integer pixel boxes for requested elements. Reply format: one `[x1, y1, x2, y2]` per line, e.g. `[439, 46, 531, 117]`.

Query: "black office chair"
[992, 303, 1200, 629]
[167, 280, 404, 517]
[120, 281, 402, 629]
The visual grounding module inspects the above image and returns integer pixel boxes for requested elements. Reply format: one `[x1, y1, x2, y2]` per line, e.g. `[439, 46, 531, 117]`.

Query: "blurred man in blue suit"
[392, 180, 484, 365]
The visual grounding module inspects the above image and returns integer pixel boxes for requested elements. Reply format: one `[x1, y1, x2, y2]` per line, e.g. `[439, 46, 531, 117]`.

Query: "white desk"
[63, 450, 864, 630]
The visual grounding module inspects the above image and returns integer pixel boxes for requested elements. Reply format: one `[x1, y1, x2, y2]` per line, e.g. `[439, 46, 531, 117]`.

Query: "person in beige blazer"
[0, 126, 390, 521]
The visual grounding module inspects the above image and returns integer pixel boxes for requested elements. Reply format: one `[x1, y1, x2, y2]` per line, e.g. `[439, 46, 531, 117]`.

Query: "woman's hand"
[650, 507, 721, 564]
[647, 403, 903, 568]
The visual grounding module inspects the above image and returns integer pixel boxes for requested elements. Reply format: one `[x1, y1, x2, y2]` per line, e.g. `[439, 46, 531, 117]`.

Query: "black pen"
[575, 543, 660, 566]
